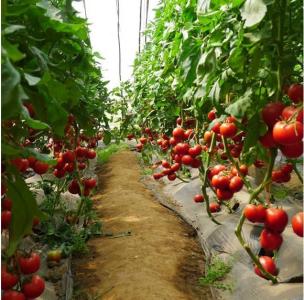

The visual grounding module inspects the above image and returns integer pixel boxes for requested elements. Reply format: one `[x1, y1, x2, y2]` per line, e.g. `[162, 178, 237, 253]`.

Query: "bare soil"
[72, 150, 213, 300]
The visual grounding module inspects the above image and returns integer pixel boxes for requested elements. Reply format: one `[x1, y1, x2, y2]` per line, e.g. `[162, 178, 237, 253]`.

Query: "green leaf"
[243, 114, 261, 153]
[228, 47, 246, 73]
[225, 89, 253, 118]
[7, 171, 43, 256]
[2, 39, 25, 62]
[1, 58, 25, 119]
[103, 130, 112, 145]
[24, 148, 57, 165]
[2, 24, 26, 35]
[21, 106, 50, 130]
[24, 73, 41, 86]
[240, 0, 267, 28]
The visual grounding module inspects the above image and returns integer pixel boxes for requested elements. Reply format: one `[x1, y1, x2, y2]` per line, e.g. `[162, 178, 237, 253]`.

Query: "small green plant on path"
[199, 256, 233, 292]
[97, 143, 129, 164]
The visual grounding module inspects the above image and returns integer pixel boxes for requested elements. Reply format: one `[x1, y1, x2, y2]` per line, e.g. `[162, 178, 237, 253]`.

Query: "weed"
[97, 143, 128, 164]
[199, 256, 233, 292]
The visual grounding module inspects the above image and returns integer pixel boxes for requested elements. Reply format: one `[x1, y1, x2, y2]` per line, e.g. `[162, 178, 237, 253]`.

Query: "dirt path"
[73, 150, 212, 300]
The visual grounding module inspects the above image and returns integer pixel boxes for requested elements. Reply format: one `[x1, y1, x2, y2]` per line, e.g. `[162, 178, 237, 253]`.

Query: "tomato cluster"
[1, 252, 45, 299]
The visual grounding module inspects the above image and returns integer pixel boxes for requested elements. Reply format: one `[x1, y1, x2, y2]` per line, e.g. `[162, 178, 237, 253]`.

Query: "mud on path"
[72, 150, 212, 300]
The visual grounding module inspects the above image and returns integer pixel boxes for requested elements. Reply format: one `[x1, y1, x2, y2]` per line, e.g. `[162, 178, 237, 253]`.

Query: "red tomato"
[161, 160, 171, 168]
[280, 142, 303, 158]
[254, 160, 265, 168]
[53, 169, 66, 178]
[282, 106, 303, 123]
[280, 163, 293, 174]
[28, 156, 37, 168]
[23, 102, 35, 117]
[184, 129, 194, 140]
[11, 158, 29, 172]
[2, 198, 12, 211]
[1, 265, 19, 290]
[181, 155, 193, 165]
[167, 173, 176, 181]
[211, 164, 226, 176]
[75, 147, 87, 158]
[169, 137, 178, 146]
[188, 145, 202, 157]
[287, 84, 303, 103]
[265, 208, 288, 233]
[33, 161, 49, 175]
[63, 163, 74, 173]
[207, 110, 216, 121]
[231, 165, 248, 176]
[220, 123, 237, 138]
[83, 178, 97, 189]
[153, 173, 163, 180]
[62, 150, 75, 163]
[172, 128, 185, 140]
[262, 102, 285, 127]
[229, 176, 243, 192]
[162, 169, 173, 176]
[191, 158, 201, 168]
[254, 256, 278, 278]
[176, 117, 182, 125]
[216, 188, 233, 201]
[1, 210, 11, 229]
[194, 194, 204, 203]
[18, 252, 40, 275]
[291, 212, 303, 237]
[2, 290, 26, 300]
[212, 175, 230, 189]
[68, 180, 80, 194]
[86, 149, 96, 159]
[209, 202, 221, 213]
[244, 204, 266, 223]
[22, 275, 45, 298]
[259, 130, 277, 148]
[260, 229, 283, 251]
[171, 163, 180, 172]
[174, 154, 182, 163]
[273, 121, 303, 145]
[174, 143, 190, 155]
[203, 131, 212, 143]
[211, 122, 221, 134]
[78, 162, 86, 170]
[271, 170, 285, 183]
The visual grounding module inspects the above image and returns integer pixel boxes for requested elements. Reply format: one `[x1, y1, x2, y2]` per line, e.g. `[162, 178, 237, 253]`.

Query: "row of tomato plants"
[119, 0, 303, 286]
[1, 0, 110, 299]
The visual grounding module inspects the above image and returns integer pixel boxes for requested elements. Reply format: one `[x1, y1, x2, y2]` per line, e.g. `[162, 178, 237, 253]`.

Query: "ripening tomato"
[260, 229, 283, 251]
[207, 110, 216, 121]
[18, 252, 40, 275]
[209, 202, 221, 213]
[2, 290, 26, 300]
[68, 180, 80, 194]
[172, 128, 185, 140]
[139, 137, 147, 144]
[1, 265, 19, 290]
[264, 208, 288, 233]
[262, 102, 285, 127]
[229, 176, 243, 192]
[11, 158, 29, 172]
[287, 84, 303, 103]
[193, 194, 204, 203]
[291, 212, 303, 237]
[216, 188, 233, 201]
[259, 130, 277, 148]
[23, 102, 35, 117]
[220, 123, 237, 138]
[272, 121, 303, 145]
[176, 117, 182, 125]
[22, 275, 45, 298]
[204, 131, 212, 143]
[254, 256, 278, 278]
[280, 142, 303, 158]
[191, 158, 201, 168]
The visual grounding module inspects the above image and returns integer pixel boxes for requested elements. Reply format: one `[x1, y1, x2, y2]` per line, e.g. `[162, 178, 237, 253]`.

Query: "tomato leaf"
[240, 0, 267, 28]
